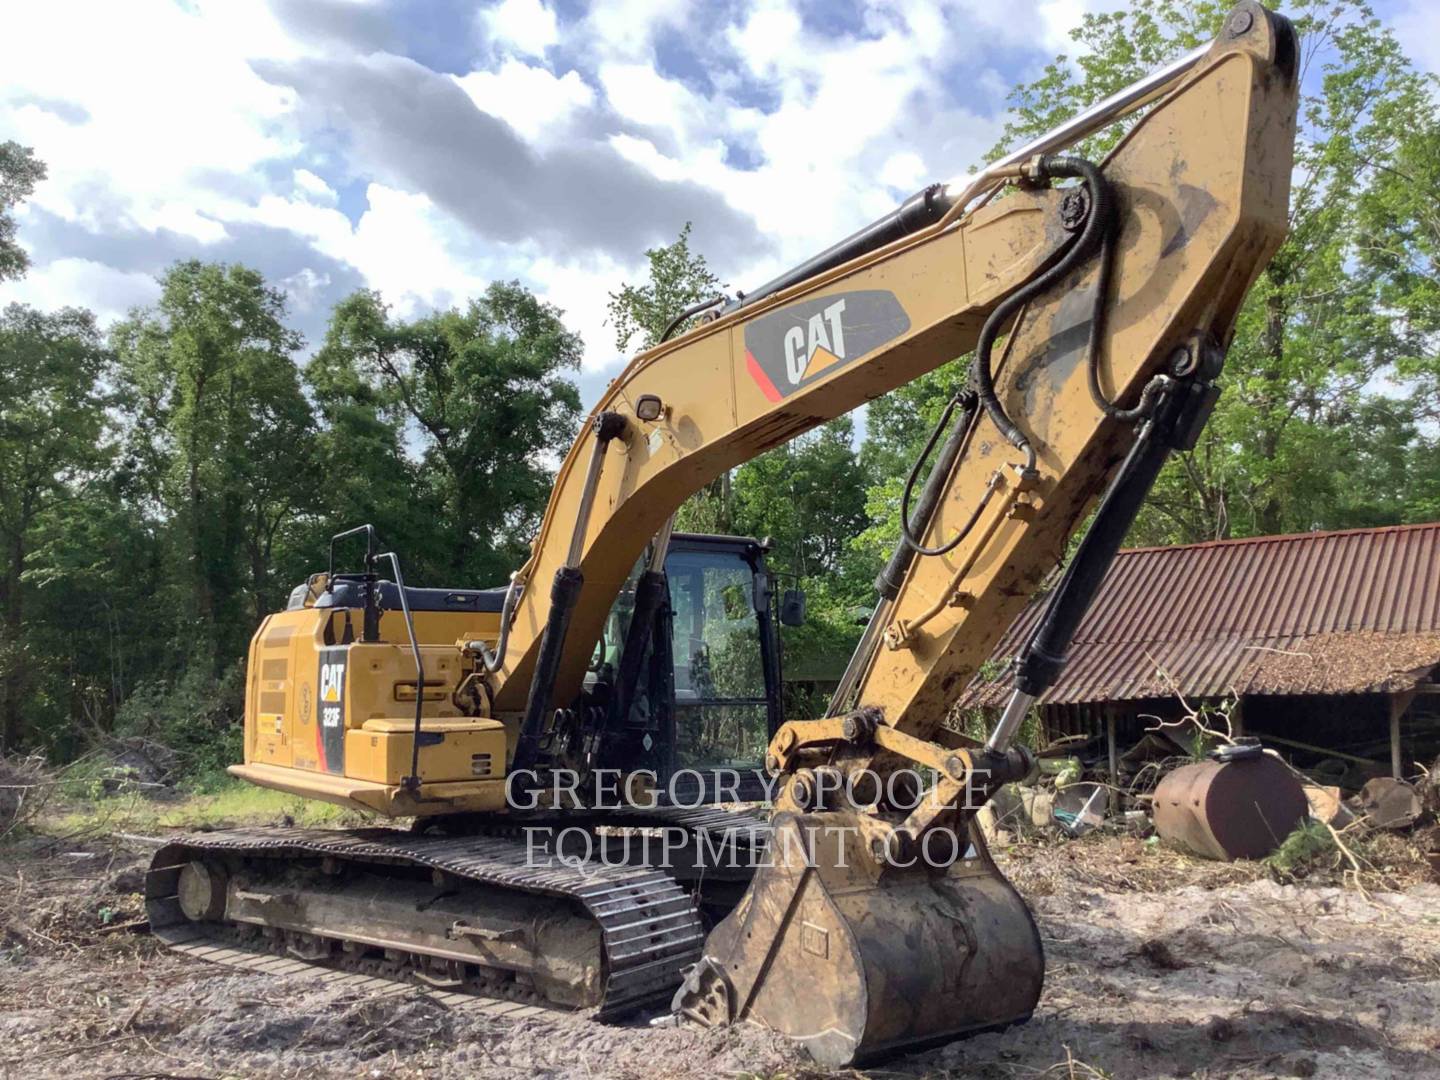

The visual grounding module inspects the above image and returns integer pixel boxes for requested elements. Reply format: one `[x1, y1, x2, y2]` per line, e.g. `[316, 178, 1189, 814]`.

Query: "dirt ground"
[2, 830, 1438, 1080]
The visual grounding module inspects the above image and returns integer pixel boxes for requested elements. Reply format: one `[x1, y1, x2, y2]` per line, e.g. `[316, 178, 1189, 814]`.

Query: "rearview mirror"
[779, 588, 806, 627]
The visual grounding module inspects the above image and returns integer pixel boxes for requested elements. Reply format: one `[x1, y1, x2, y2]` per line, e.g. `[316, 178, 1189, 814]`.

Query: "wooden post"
[1390, 699, 1402, 779]
[1389, 690, 1415, 780]
[1230, 697, 1244, 739]
[1106, 711, 1119, 783]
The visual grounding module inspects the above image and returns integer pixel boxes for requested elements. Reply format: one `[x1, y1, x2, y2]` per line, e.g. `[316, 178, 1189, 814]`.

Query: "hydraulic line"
[972, 155, 1116, 471]
[896, 388, 981, 559]
[659, 296, 727, 343]
[1083, 225, 1171, 423]
[474, 574, 522, 674]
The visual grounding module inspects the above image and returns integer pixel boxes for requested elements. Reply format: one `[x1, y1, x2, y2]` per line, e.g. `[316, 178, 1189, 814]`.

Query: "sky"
[2, 0, 1438, 407]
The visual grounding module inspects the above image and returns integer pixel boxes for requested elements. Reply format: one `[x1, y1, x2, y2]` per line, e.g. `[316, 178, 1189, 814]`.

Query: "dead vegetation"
[4, 705, 1438, 1079]
[0, 752, 58, 838]
[2, 820, 1436, 1080]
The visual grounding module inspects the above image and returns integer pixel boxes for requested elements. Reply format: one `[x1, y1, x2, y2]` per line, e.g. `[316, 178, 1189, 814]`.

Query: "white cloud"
[1393, 1, 1440, 77]
[483, 0, 559, 58]
[347, 185, 491, 313]
[583, 0, 690, 63]
[527, 253, 631, 372]
[1038, 0, 1088, 53]
[0, 1, 302, 243]
[280, 267, 333, 314]
[241, 182, 492, 318]
[598, 63, 697, 136]
[879, 151, 929, 192]
[0, 0, 1079, 386]
[700, 0, 1004, 256]
[1, 257, 161, 324]
[294, 168, 338, 205]
[451, 59, 594, 144]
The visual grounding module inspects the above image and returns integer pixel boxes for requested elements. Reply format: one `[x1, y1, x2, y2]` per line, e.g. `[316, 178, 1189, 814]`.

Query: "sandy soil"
[2, 833, 1437, 1080]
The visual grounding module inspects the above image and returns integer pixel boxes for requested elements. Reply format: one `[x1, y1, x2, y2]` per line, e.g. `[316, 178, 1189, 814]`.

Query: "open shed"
[960, 522, 1440, 785]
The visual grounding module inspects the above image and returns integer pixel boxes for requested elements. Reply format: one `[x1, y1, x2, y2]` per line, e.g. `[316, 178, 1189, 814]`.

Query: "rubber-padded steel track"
[146, 825, 706, 1017]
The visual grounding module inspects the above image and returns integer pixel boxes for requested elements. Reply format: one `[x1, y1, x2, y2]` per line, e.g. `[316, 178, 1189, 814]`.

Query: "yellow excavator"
[146, 3, 1298, 1065]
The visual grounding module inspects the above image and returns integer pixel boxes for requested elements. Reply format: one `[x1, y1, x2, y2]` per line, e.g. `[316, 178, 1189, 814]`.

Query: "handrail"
[376, 550, 427, 792]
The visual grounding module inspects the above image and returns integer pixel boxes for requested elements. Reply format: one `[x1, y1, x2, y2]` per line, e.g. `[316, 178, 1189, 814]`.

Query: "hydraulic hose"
[896, 388, 981, 559]
[973, 155, 1116, 468]
[475, 574, 521, 673]
[1083, 217, 1170, 423]
[659, 296, 726, 343]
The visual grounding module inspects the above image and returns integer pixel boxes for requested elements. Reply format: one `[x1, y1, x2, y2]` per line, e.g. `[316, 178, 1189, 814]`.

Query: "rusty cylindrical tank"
[1153, 743, 1306, 860]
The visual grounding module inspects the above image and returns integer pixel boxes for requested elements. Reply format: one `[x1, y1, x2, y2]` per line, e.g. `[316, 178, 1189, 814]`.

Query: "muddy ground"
[2, 830, 1438, 1080]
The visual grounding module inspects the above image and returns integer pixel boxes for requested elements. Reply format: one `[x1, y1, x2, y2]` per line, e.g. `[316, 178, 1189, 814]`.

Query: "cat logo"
[782, 298, 849, 385]
[744, 289, 910, 402]
[320, 660, 344, 706]
[316, 647, 347, 773]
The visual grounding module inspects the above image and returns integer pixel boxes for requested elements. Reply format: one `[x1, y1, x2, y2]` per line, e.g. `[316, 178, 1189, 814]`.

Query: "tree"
[21, 479, 168, 757]
[607, 224, 734, 530]
[0, 304, 113, 749]
[308, 284, 583, 585]
[114, 261, 312, 669]
[733, 415, 870, 584]
[734, 416, 876, 713]
[0, 142, 45, 282]
[606, 223, 724, 353]
[987, 0, 1440, 543]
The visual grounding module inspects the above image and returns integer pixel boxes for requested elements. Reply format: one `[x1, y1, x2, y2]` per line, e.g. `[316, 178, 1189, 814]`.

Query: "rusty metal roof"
[961, 522, 1440, 706]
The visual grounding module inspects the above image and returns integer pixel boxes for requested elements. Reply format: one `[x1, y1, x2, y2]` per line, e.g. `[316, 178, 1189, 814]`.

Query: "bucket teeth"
[673, 811, 1045, 1066]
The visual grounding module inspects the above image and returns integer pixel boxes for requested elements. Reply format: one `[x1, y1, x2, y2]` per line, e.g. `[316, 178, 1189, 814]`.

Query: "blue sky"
[2, 0, 1437, 407]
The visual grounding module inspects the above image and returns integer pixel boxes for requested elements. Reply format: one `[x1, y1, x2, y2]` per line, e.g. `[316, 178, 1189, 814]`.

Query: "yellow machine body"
[233, 602, 510, 815]
[152, 3, 1301, 1065]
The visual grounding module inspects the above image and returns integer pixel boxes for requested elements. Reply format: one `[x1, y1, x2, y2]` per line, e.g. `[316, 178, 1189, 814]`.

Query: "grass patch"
[1264, 819, 1337, 877]
[42, 777, 374, 838]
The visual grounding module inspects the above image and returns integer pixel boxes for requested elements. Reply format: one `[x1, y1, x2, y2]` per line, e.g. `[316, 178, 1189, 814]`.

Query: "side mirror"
[779, 588, 806, 627]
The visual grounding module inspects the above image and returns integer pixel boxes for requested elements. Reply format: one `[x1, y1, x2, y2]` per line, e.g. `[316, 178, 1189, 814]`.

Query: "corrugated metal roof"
[961, 522, 1440, 706]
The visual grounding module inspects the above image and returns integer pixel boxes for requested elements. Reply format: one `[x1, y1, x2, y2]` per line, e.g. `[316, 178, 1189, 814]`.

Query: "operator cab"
[588, 533, 787, 804]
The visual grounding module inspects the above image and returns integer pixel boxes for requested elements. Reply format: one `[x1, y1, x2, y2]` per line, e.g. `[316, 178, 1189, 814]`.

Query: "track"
[145, 807, 770, 1018]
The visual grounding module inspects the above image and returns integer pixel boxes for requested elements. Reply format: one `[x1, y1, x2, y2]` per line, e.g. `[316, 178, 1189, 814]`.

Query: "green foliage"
[733, 416, 870, 585]
[308, 284, 582, 584]
[0, 141, 45, 282]
[113, 664, 246, 782]
[46, 777, 368, 835]
[114, 262, 313, 670]
[1263, 818, 1337, 878]
[2, 262, 585, 768]
[606, 222, 724, 352]
[0, 304, 115, 750]
[727, 416, 875, 708]
[993, 0, 1440, 545]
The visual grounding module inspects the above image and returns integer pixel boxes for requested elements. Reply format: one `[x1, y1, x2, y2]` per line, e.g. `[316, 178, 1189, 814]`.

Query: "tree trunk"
[250, 528, 269, 625]
[1, 525, 26, 751]
[186, 368, 216, 670]
[1254, 281, 1287, 535]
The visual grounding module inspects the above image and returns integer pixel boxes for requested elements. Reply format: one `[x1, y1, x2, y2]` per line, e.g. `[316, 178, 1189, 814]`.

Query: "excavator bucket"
[673, 812, 1043, 1066]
